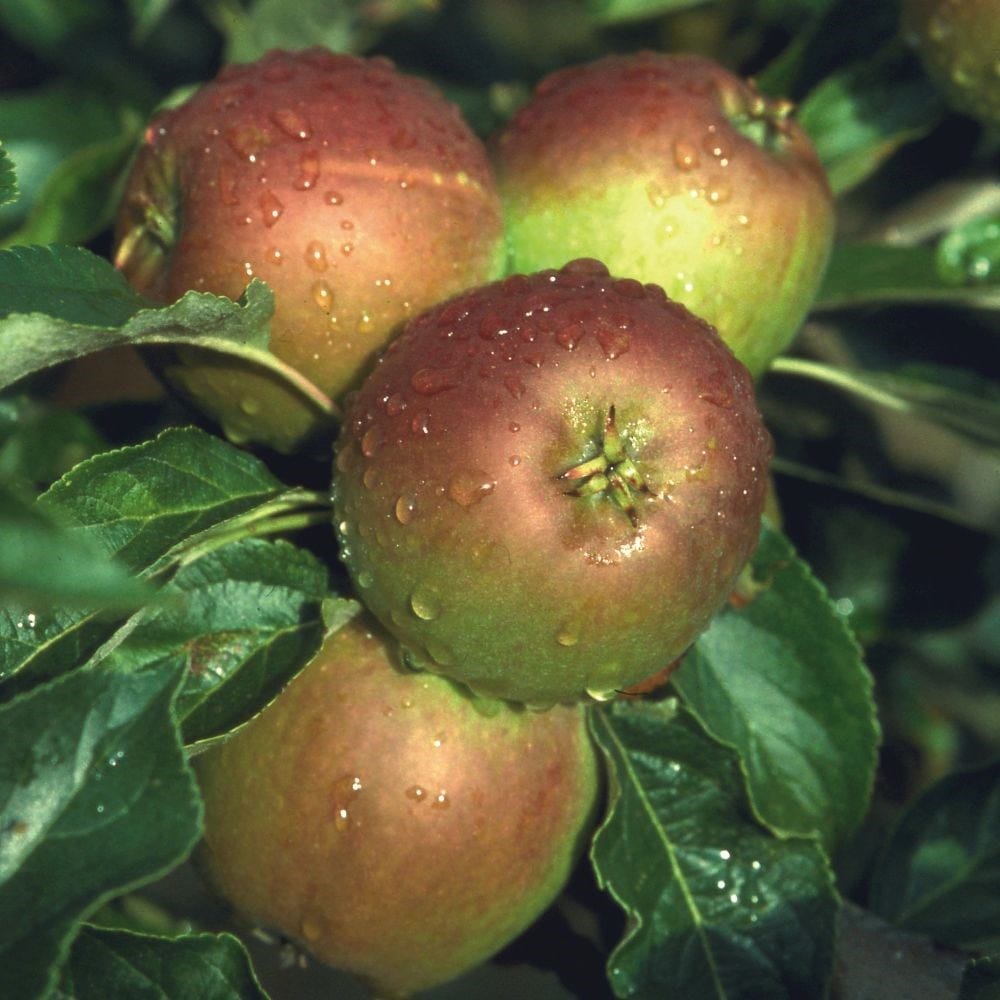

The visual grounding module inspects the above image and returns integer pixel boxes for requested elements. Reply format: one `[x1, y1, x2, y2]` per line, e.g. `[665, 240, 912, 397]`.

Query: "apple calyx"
[724, 83, 797, 157]
[559, 404, 650, 526]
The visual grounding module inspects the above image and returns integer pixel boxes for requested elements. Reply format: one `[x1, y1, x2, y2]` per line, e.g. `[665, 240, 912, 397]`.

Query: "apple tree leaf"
[0, 395, 107, 490]
[583, 0, 711, 25]
[0, 658, 200, 1000]
[125, 0, 174, 42]
[54, 926, 267, 1000]
[590, 700, 838, 1000]
[868, 758, 1000, 948]
[0, 246, 336, 427]
[220, 0, 432, 63]
[797, 44, 945, 196]
[38, 425, 285, 574]
[98, 538, 331, 747]
[672, 522, 879, 851]
[0, 427, 289, 694]
[4, 112, 142, 248]
[0, 484, 149, 617]
[755, 0, 899, 100]
[0, 83, 127, 233]
[814, 243, 1000, 311]
[769, 357, 1000, 450]
[0, 142, 17, 209]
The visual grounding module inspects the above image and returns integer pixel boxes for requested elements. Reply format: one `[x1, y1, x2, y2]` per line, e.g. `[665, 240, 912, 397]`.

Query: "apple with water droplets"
[332, 260, 771, 705]
[493, 52, 835, 376]
[114, 47, 505, 451]
[195, 614, 599, 998]
[903, 0, 1000, 128]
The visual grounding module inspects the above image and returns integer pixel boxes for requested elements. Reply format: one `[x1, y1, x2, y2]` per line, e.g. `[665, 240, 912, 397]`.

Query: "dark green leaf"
[125, 0, 175, 41]
[584, 0, 710, 24]
[54, 927, 268, 1000]
[798, 44, 944, 196]
[869, 759, 1000, 948]
[4, 112, 142, 247]
[1, 428, 288, 694]
[0, 247, 335, 431]
[101, 539, 330, 746]
[38, 426, 285, 575]
[218, 0, 433, 63]
[673, 523, 879, 850]
[769, 357, 1000, 449]
[0, 82, 127, 233]
[814, 243, 1000, 310]
[961, 955, 1000, 1000]
[0, 659, 200, 1000]
[755, 0, 900, 99]
[0, 244, 149, 328]
[0, 395, 107, 489]
[0, 1, 110, 61]
[0, 142, 17, 210]
[590, 701, 838, 1000]
[0, 485, 149, 615]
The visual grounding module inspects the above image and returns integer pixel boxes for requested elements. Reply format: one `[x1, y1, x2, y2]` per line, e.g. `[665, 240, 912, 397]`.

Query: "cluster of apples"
[115, 47, 832, 997]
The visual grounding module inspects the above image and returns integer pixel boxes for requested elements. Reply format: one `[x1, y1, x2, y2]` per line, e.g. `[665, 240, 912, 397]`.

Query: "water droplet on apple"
[357, 569, 374, 588]
[430, 790, 450, 810]
[312, 279, 333, 312]
[556, 322, 585, 350]
[394, 495, 416, 524]
[556, 628, 578, 647]
[673, 139, 699, 170]
[405, 785, 426, 802]
[259, 191, 283, 227]
[597, 328, 631, 360]
[324, 190, 344, 205]
[360, 426, 383, 457]
[292, 150, 320, 189]
[448, 470, 496, 507]
[410, 587, 441, 620]
[411, 366, 460, 396]
[270, 108, 312, 140]
[304, 241, 327, 271]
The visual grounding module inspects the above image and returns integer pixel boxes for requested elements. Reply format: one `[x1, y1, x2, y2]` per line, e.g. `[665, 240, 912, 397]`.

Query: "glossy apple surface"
[333, 260, 771, 705]
[115, 48, 505, 450]
[493, 52, 835, 376]
[195, 616, 599, 998]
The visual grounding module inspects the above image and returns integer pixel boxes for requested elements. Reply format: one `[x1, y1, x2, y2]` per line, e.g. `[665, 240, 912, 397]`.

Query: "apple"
[332, 259, 771, 705]
[114, 47, 505, 451]
[903, 0, 1000, 128]
[492, 51, 835, 376]
[195, 615, 599, 998]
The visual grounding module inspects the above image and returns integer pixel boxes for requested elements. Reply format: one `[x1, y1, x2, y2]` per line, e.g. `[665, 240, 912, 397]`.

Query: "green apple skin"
[903, 0, 1000, 127]
[195, 617, 599, 999]
[493, 52, 836, 377]
[333, 260, 771, 706]
[115, 48, 505, 451]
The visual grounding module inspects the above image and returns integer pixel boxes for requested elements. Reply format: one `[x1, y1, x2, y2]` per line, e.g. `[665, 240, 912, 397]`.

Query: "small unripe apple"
[195, 616, 599, 998]
[115, 48, 505, 451]
[333, 260, 771, 705]
[493, 52, 835, 376]
[903, 0, 1000, 128]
